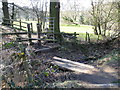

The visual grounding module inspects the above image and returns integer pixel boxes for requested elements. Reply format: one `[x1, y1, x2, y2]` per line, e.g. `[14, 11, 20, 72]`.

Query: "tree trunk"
[49, 0, 62, 43]
[94, 25, 98, 35]
[98, 23, 101, 35]
[103, 23, 107, 36]
[11, 3, 15, 26]
[11, 3, 15, 20]
[2, 0, 10, 26]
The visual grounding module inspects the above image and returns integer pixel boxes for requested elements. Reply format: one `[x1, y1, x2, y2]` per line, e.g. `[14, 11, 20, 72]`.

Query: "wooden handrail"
[3, 18, 29, 24]
[1, 32, 28, 35]
[12, 24, 27, 28]
[8, 3, 27, 13]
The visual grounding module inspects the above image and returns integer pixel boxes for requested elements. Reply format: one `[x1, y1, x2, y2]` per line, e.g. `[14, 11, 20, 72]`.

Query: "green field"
[13, 21, 94, 33]
[60, 25, 101, 42]
[60, 24, 94, 34]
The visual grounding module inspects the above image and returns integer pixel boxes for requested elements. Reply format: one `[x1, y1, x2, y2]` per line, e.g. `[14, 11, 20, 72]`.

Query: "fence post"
[12, 21, 13, 27]
[31, 23, 33, 33]
[85, 32, 88, 42]
[27, 24, 32, 45]
[73, 32, 77, 42]
[88, 33, 90, 43]
[74, 32, 77, 37]
[37, 23, 42, 46]
[85, 32, 90, 43]
[20, 19, 22, 29]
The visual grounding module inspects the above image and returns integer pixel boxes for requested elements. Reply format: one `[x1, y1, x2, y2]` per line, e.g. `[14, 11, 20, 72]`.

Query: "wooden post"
[20, 19, 22, 29]
[88, 33, 90, 43]
[31, 23, 33, 33]
[85, 32, 90, 43]
[12, 22, 14, 28]
[73, 32, 77, 42]
[27, 24, 32, 45]
[73, 32, 77, 46]
[11, 3, 14, 27]
[2, 0, 10, 25]
[37, 23, 41, 46]
[74, 32, 77, 38]
[85, 32, 88, 42]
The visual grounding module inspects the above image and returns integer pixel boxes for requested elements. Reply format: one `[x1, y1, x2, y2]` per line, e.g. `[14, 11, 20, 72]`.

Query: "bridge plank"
[52, 57, 98, 73]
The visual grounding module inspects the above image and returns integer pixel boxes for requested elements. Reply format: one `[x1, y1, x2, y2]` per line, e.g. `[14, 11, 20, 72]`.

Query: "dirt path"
[34, 52, 119, 88]
[48, 62, 119, 88]
[59, 64, 118, 82]
[31, 48, 119, 88]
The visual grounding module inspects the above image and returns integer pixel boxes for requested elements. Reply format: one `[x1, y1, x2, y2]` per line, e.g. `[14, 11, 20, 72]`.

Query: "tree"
[2, 0, 10, 25]
[91, 0, 103, 35]
[30, 0, 48, 30]
[49, 0, 62, 43]
[90, 0, 117, 36]
[61, 0, 81, 25]
[79, 15, 84, 24]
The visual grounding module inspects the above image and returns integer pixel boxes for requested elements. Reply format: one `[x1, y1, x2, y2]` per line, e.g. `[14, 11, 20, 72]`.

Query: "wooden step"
[51, 57, 98, 73]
